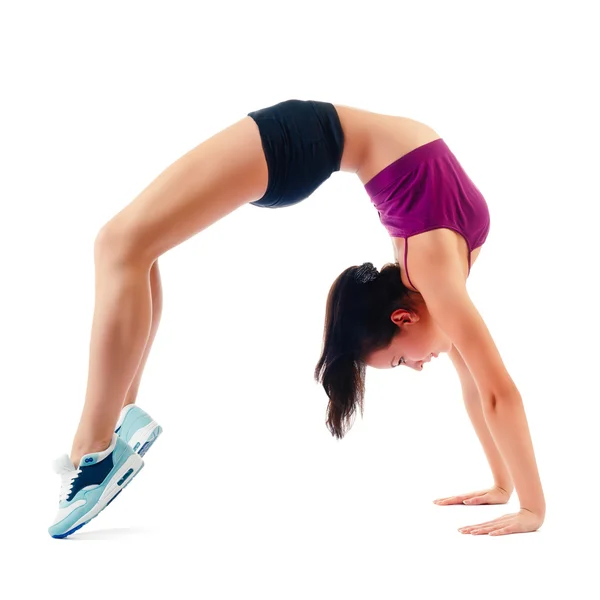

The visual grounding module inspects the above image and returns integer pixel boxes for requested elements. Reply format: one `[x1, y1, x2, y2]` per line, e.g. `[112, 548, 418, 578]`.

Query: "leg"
[69, 116, 268, 466]
[122, 259, 162, 408]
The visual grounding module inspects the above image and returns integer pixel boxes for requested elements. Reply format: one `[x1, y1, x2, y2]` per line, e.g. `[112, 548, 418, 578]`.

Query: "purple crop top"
[364, 139, 490, 289]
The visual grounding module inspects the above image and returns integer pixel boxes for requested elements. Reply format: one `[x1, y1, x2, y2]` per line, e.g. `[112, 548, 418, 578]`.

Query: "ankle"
[123, 387, 139, 408]
[70, 437, 114, 468]
[122, 398, 137, 410]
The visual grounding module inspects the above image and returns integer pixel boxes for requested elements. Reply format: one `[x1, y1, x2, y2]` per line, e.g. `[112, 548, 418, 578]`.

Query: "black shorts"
[247, 99, 345, 209]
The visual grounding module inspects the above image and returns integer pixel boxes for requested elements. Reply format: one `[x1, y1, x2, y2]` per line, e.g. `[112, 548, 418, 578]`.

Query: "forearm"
[463, 392, 513, 492]
[482, 390, 545, 515]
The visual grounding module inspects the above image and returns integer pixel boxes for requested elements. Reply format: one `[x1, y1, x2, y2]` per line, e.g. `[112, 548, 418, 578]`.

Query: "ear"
[390, 308, 419, 326]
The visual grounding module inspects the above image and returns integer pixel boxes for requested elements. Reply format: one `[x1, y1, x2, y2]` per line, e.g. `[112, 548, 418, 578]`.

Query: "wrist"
[494, 482, 514, 495]
[518, 489, 546, 517]
[521, 504, 546, 518]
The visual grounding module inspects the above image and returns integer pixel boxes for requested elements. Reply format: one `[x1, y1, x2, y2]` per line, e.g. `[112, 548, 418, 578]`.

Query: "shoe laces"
[53, 456, 82, 502]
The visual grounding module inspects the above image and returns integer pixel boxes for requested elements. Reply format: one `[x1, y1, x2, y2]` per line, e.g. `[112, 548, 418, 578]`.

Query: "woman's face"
[365, 303, 452, 371]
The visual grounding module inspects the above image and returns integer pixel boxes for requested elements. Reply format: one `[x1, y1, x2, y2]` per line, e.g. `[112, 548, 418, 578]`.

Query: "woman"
[49, 99, 545, 539]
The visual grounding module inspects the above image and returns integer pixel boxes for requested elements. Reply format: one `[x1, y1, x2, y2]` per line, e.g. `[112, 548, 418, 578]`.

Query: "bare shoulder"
[405, 237, 517, 402]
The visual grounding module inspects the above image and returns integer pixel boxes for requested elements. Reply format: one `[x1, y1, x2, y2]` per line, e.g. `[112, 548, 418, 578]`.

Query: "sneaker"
[115, 405, 162, 457]
[48, 434, 144, 539]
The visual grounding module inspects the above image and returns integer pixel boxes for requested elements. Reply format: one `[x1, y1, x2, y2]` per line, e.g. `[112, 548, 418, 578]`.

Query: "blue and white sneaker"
[48, 434, 144, 539]
[115, 405, 162, 457]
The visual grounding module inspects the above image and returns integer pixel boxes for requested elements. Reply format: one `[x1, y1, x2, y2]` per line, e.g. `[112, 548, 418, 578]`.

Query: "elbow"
[482, 386, 522, 413]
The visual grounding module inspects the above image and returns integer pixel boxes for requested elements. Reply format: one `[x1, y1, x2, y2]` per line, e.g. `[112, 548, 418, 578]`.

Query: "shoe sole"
[128, 421, 163, 457]
[51, 454, 144, 539]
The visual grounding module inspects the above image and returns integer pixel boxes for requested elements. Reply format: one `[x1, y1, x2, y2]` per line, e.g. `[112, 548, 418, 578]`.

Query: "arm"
[409, 245, 545, 524]
[448, 344, 513, 493]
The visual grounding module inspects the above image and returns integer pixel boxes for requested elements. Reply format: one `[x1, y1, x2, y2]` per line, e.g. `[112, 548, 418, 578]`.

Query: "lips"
[419, 353, 439, 368]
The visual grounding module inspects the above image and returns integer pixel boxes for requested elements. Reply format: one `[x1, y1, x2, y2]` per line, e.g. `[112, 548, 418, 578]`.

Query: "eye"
[396, 357, 406, 367]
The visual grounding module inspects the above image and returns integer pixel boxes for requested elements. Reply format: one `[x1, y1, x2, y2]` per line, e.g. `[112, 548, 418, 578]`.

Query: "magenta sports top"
[364, 139, 491, 289]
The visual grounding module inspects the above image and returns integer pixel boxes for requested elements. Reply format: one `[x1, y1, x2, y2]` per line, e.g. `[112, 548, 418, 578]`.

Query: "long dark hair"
[314, 261, 417, 439]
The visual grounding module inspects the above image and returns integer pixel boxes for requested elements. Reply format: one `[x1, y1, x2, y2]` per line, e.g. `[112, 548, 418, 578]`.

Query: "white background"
[1, 0, 599, 598]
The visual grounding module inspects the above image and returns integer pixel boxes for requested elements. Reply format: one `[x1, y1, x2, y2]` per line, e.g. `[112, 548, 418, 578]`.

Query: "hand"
[458, 508, 544, 536]
[433, 485, 512, 506]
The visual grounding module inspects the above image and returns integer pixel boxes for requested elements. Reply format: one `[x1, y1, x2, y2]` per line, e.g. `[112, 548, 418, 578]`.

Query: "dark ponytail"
[314, 261, 417, 439]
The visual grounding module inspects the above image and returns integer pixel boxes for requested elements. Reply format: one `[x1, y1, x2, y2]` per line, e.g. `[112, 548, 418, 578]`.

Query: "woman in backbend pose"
[49, 99, 545, 539]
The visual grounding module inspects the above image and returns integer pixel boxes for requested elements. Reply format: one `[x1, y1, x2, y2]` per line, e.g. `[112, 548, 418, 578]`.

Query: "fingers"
[465, 523, 518, 536]
[462, 495, 488, 505]
[468, 524, 511, 535]
[489, 526, 517, 536]
[433, 490, 488, 505]
[458, 514, 516, 535]
[434, 496, 467, 505]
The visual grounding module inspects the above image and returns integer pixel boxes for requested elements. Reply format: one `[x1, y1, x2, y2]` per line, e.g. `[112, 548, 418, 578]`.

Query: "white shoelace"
[53, 456, 82, 503]
[58, 470, 81, 502]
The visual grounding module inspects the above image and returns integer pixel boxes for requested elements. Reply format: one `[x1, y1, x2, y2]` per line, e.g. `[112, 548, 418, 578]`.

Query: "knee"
[94, 218, 153, 267]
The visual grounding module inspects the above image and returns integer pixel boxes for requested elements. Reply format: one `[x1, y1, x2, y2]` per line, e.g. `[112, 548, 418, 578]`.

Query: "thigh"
[107, 116, 268, 261]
